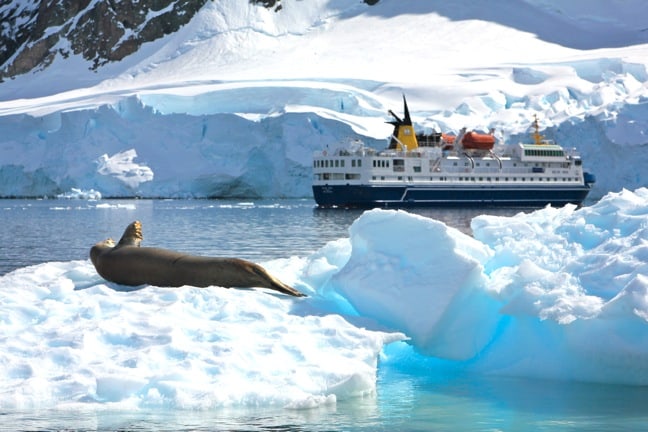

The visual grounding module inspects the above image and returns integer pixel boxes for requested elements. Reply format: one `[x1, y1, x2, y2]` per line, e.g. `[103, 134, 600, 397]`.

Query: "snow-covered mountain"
[0, 0, 647, 199]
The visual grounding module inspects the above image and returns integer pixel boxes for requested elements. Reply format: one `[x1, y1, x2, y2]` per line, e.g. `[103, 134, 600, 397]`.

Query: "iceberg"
[0, 188, 647, 412]
[323, 188, 648, 385]
[0, 261, 402, 409]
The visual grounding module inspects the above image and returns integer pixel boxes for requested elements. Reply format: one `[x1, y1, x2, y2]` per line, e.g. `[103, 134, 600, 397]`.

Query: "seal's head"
[90, 238, 115, 266]
[90, 221, 143, 267]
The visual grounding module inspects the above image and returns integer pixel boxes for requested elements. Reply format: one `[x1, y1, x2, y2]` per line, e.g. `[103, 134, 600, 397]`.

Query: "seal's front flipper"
[117, 220, 144, 247]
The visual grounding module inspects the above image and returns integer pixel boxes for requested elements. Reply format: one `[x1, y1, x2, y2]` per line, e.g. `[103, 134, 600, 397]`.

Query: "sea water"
[0, 199, 521, 276]
[2, 198, 648, 431]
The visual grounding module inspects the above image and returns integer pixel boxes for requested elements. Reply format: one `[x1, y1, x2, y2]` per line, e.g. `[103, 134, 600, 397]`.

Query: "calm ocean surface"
[2, 198, 647, 431]
[0, 198, 526, 276]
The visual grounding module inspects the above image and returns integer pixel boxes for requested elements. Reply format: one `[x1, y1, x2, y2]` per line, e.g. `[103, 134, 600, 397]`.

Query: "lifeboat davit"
[461, 131, 495, 150]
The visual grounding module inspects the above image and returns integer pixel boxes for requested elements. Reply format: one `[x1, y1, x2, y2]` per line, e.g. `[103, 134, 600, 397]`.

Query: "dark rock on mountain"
[0, 0, 379, 81]
[0, 0, 208, 80]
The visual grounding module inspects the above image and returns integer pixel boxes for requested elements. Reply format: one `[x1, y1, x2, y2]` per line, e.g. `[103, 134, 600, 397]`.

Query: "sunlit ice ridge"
[1, 188, 648, 410]
[0, 0, 647, 199]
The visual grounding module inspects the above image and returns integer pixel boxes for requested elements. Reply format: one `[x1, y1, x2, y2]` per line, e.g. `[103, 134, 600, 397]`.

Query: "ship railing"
[313, 147, 376, 157]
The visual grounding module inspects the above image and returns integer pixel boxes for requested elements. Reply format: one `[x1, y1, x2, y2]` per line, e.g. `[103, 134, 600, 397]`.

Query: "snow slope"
[0, 0, 646, 198]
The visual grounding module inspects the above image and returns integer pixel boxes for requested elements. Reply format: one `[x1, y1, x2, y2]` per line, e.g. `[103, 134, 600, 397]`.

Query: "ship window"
[413, 166, 421, 173]
[398, 176, 403, 181]
[453, 162, 458, 166]
[335, 160, 339, 167]
[352, 160, 356, 167]
[381, 176, 385, 180]
[341, 160, 345, 167]
[358, 160, 362, 167]
[479, 177, 483, 181]
[393, 159, 405, 172]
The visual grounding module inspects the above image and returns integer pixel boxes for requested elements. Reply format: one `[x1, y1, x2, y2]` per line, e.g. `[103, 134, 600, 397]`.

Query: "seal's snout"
[90, 238, 114, 266]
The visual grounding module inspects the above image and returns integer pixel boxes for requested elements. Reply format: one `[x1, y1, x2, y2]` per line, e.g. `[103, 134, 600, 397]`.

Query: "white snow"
[0, 0, 646, 198]
[0, 0, 648, 410]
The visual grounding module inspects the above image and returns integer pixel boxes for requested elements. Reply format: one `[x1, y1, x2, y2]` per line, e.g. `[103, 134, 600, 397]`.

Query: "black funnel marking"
[402, 94, 412, 126]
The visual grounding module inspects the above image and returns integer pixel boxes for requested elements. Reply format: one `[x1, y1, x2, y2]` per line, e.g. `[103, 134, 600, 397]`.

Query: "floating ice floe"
[1, 188, 647, 412]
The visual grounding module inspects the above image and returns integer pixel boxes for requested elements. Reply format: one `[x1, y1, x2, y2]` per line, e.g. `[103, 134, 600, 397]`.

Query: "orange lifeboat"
[441, 133, 456, 144]
[462, 131, 495, 150]
[441, 133, 456, 150]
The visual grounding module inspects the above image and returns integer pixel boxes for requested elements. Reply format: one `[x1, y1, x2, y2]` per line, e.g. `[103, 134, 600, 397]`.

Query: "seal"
[90, 220, 305, 297]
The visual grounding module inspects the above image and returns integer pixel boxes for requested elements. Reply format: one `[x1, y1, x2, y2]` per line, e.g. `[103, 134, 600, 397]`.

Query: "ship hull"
[312, 184, 592, 208]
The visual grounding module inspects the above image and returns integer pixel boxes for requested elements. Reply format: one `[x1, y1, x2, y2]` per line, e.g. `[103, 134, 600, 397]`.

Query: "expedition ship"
[312, 97, 595, 208]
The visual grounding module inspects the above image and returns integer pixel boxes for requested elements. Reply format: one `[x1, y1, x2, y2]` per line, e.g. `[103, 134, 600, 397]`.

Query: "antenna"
[532, 114, 544, 145]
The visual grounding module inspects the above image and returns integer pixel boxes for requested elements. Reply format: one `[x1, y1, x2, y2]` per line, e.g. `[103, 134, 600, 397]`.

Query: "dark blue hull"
[312, 184, 592, 208]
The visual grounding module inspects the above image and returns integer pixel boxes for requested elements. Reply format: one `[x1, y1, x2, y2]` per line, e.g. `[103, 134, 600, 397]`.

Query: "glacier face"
[0, 89, 645, 199]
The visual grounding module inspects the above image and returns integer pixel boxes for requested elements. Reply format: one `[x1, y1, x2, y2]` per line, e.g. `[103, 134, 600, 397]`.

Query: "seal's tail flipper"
[271, 279, 307, 297]
[252, 266, 306, 297]
[117, 220, 144, 247]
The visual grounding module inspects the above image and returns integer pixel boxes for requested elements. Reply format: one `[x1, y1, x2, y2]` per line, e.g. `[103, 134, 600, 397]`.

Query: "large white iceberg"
[324, 188, 648, 385]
